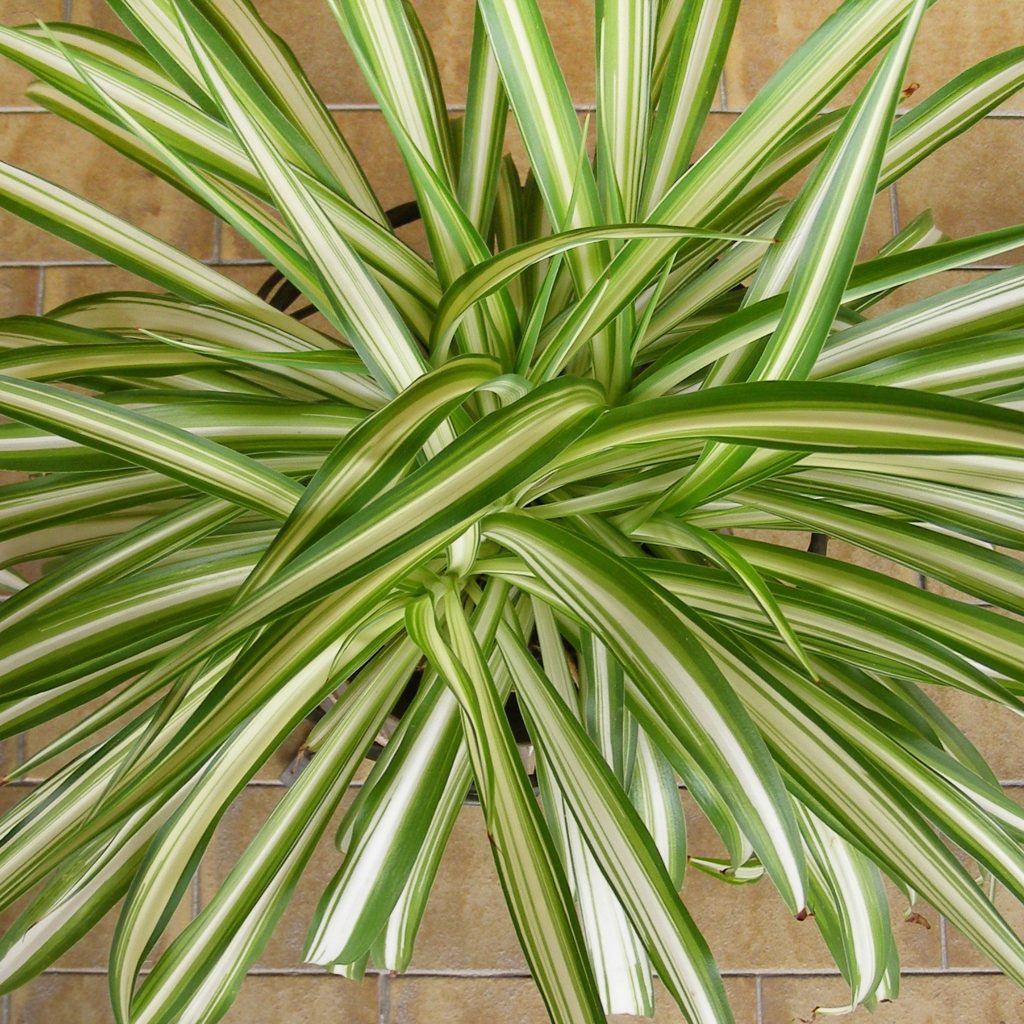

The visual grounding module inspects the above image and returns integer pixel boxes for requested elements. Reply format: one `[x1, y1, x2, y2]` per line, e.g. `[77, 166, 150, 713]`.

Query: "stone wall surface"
[1, 1, 1023, 1021]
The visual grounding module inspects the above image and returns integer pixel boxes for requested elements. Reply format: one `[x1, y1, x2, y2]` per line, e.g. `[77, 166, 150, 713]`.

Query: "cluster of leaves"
[0, 0, 1023, 1021]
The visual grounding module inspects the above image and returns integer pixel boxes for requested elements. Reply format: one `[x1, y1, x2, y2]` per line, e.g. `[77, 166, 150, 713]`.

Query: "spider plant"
[0, 0, 1023, 1020]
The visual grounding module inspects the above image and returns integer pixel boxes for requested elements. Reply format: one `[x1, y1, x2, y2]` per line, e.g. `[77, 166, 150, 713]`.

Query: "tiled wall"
[1, 1, 1023, 1021]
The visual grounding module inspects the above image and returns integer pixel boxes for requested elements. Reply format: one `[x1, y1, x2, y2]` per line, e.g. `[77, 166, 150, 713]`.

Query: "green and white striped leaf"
[383, 589, 605, 1024]
[642, 0, 739, 213]
[1, 1, 1024, 1020]
[484, 512, 806, 912]
[0, 375, 303, 517]
[499, 618, 734, 1024]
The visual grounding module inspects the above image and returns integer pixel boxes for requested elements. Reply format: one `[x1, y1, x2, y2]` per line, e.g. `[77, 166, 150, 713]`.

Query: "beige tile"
[611, 978, 758, 1024]
[408, 800, 526, 970]
[0, 780, 35, 817]
[219, 973, 378, 1024]
[685, 862, 830, 972]
[534, 0, 595, 107]
[415, 0, 478, 110]
[724, 1, 1024, 114]
[388, 976, 544, 1024]
[220, 226, 267, 265]
[388, 975, 755, 1024]
[248, 0, 474, 109]
[7, 971, 377, 1024]
[70, 0, 132, 36]
[78, 1, 595, 108]
[334, 110, 413, 212]
[924, 687, 1024, 783]
[0, 779, 32, 806]
[904, 1, 1024, 115]
[212, 261, 276, 293]
[896, 119, 1024, 265]
[42, 265, 163, 313]
[762, 971, 1024, 1023]
[198, 786, 362, 971]
[9, 973, 115, 1024]
[0, 113, 215, 263]
[723, 2, 877, 112]
[683, 796, 941, 972]
[734, 528, 812, 551]
[252, 0, 370, 105]
[888, 888, 944, 968]
[687, 866, 941, 973]
[0, 267, 41, 317]
[0, 4, 63, 106]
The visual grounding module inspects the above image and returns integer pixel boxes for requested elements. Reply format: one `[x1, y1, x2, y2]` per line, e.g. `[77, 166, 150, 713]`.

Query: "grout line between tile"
[888, 184, 901, 237]
[63, 0, 73, 19]
[0, 101, 698, 115]
[46, 773, 1024, 791]
[2, 255, 1012, 273]
[211, 219, 223, 264]
[1, 40, 1022, 1013]
[720, 968, 1005, 978]
[709, 105, 1024, 121]
[324, 103, 383, 110]
[31, 965, 1014, 979]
